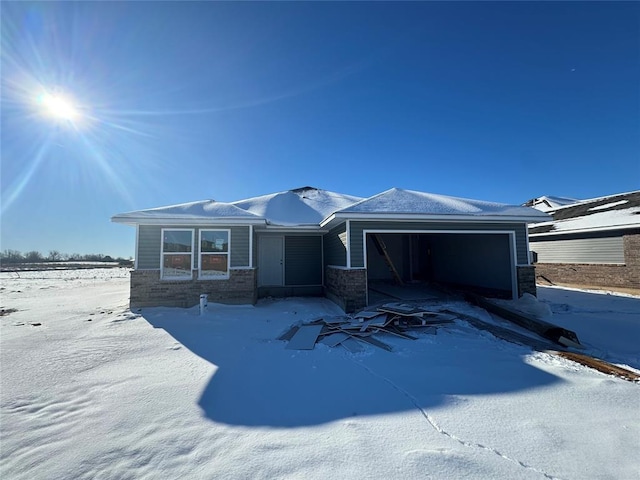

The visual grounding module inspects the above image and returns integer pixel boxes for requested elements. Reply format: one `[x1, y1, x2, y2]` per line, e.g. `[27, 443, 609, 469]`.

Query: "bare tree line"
[1, 249, 133, 265]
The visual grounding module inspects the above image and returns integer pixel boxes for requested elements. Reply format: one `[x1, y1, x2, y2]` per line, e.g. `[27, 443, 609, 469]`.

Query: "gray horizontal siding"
[137, 225, 162, 269]
[323, 223, 347, 267]
[531, 237, 625, 264]
[136, 225, 251, 269]
[285, 236, 322, 286]
[349, 221, 529, 267]
[229, 226, 251, 267]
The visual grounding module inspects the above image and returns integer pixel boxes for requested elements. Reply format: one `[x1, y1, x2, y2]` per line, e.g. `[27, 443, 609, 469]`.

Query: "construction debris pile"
[277, 298, 640, 382]
[279, 302, 456, 352]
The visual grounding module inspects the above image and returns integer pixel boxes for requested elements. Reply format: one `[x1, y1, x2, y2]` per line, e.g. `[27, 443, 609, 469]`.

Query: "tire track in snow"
[347, 355, 566, 480]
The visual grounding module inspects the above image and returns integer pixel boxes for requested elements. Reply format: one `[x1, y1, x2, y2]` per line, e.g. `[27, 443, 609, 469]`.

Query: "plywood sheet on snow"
[320, 332, 350, 347]
[341, 338, 365, 353]
[286, 324, 324, 350]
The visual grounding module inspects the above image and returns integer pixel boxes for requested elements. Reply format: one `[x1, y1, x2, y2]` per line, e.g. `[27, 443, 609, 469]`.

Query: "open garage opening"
[364, 231, 517, 300]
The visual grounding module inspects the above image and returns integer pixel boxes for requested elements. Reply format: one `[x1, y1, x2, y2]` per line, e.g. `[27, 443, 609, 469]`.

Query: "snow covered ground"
[1, 269, 638, 480]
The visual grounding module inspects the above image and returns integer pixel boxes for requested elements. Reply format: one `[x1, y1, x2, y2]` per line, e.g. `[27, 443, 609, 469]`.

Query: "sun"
[36, 92, 80, 122]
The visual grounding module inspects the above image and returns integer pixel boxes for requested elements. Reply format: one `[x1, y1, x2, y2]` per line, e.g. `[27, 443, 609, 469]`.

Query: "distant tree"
[25, 251, 43, 262]
[1, 250, 24, 264]
[0, 250, 128, 266]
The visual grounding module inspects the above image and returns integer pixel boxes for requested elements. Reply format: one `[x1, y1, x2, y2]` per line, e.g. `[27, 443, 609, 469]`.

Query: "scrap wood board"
[341, 337, 365, 353]
[469, 293, 581, 346]
[453, 311, 559, 351]
[377, 327, 419, 340]
[359, 316, 389, 331]
[320, 332, 350, 347]
[377, 303, 439, 317]
[552, 351, 640, 382]
[356, 335, 393, 352]
[324, 316, 350, 324]
[278, 324, 300, 341]
[452, 310, 639, 382]
[286, 324, 324, 350]
[354, 311, 385, 319]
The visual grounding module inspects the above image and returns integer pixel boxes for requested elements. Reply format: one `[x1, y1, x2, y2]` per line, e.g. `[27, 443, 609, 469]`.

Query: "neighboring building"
[112, 187, 549, 312]
[523, 195, 580, 212]
[528, 191, 640, 290]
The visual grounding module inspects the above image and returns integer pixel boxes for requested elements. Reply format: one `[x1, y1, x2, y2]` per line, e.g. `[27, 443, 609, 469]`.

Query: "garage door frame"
[362, 229, 518, 300]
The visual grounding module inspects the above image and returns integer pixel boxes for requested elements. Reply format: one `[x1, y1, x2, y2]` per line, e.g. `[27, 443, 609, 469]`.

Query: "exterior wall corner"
[517, 265, 537, 297]
[324, 266, 367, 313]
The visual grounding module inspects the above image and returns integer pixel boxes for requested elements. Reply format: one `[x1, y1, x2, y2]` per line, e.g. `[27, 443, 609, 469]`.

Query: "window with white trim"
[199, 229, 230, 279]
[161, 229, 194, 280]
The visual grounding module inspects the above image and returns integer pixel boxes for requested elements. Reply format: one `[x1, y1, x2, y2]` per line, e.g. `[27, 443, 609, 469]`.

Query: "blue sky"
[2, 2, 638, 259]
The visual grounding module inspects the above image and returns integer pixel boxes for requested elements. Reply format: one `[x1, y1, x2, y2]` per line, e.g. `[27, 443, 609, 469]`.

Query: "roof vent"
[290, 186, 317, 194]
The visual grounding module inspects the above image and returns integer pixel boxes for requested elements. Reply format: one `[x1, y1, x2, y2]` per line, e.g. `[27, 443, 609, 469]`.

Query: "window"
[161, 229, 194, 279]
[199, 230, 230, 279]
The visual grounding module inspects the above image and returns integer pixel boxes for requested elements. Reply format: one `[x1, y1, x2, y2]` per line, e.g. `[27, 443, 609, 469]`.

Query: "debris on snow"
[281, 302, 456, 352]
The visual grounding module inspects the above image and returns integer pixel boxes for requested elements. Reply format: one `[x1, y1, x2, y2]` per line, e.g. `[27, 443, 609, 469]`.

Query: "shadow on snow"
[142, 298, 562, 428]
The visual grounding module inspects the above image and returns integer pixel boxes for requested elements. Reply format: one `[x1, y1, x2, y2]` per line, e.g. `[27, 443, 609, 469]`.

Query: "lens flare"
[37, 92, 79, 121]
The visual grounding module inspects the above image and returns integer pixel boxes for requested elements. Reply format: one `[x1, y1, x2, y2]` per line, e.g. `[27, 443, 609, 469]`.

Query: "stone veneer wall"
[534, 233, 639, 290]
[324, 266, 367, 313]
[516, 266, 537, 297]
[130, 268, 257, 308]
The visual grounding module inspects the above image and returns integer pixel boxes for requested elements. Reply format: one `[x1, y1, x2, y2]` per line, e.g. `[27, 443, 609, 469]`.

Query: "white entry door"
[258, 236, 284, 286]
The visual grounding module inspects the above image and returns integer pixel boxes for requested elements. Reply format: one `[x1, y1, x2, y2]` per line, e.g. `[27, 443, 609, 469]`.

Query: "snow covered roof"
[529, 190, 640, 236]
[231, 186, 363, 226]
[523, 195, 580, 212]
[325, 188, 550, 224]
[111, 200, 264, 225]
[112, 186, 549, 227]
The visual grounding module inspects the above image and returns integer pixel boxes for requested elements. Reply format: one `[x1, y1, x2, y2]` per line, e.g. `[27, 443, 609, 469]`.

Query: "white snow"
[537, 286, 640, 369]
[588, 200, 629, 211]
[339, 188, 550, 220]
[2, 269, 639, 480]
[113, 187, 548, 227]
[111, 200, 263, 224]
[231, 187, 363, 226]
[490, 293, 554, 321]
[532, 207, 640, 234]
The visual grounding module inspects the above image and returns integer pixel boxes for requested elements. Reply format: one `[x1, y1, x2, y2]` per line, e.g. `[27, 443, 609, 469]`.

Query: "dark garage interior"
[365, 232, 515, 298]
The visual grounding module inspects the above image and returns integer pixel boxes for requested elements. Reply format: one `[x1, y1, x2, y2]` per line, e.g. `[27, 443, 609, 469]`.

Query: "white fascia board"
[321, 212, 549, 226]
[254, 225, 328, 233]
[111, 216, 266, 226]
[529, 224, 640, 238]
[320, 213, 338, 228]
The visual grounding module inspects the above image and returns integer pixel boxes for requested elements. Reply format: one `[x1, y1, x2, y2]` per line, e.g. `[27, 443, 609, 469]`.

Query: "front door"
[258, 236, 284, 286]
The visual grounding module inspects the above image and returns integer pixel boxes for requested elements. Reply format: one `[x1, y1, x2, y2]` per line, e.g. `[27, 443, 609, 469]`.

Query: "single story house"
[112, 187, 549, 312]
[528, 190, 640, 291]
